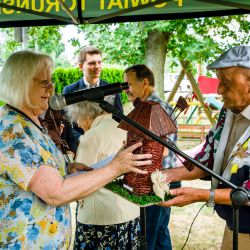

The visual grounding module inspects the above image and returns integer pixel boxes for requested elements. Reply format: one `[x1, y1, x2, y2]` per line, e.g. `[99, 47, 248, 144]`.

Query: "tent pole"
[77, 0, 83, 24]
[57, 0, 78, 24]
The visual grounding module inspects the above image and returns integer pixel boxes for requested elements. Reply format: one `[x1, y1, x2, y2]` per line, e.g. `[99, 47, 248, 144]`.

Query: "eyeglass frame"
[33, 78, 54, 89]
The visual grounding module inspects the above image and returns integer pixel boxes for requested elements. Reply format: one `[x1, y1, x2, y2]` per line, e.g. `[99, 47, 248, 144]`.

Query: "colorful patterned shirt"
[0, 105, 71, 249]
[192, 107, 250, 233]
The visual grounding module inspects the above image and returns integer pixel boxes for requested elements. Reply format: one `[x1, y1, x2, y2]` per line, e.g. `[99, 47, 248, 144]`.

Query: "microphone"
[49, 82, 129, 110]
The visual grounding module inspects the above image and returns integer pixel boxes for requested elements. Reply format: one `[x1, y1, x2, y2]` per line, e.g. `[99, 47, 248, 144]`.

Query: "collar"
[5, 104, 48, 135]
[83, 77, 100, 88]
[240, 104, 250, 120]
[90, 114, 112, 129]
[145, 90, 158, 101]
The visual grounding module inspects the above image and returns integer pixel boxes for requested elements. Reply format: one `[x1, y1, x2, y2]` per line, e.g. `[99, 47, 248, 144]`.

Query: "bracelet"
[206, 189, 215, 207]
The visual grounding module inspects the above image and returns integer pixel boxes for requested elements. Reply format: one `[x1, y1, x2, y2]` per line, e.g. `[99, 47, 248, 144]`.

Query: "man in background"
[124, 64, 180, 250]
[63, 46, 123, 153]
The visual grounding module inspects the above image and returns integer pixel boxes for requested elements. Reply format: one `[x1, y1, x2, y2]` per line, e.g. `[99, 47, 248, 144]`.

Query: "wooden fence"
[178, 124, 211, 141]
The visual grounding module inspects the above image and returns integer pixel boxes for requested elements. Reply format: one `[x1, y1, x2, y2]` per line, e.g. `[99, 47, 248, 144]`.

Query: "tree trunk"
[14, 27, 29, 49]
[145, 30, 170, 99]
[22, 27, 29, 49]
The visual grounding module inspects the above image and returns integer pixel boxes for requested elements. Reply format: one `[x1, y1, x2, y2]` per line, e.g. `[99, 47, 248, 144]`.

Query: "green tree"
[0, 26, 69, 67]
[29, 26, 65, 59]
[0, 28, 22, 60]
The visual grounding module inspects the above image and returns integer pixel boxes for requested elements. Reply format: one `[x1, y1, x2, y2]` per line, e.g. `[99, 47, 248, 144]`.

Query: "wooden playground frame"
[167, 60, 223, 140]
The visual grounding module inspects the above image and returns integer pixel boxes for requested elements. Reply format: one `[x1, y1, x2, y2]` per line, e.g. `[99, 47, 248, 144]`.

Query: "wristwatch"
[206, 189, 215, 207]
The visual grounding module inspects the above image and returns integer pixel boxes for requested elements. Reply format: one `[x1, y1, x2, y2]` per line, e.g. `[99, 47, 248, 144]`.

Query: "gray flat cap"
[207, 45, 250, 70]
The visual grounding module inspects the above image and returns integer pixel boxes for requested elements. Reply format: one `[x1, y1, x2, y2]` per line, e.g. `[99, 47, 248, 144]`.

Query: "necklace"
[6, 104, 48, 135]
[5, 104, 66, 173]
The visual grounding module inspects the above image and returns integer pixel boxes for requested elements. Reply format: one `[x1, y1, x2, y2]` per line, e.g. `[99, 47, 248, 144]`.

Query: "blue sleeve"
[63, 85, 70, 94]
[114, 93, 124, 114]
[61, 82, 82, 153]
[61, 123, 83, 154]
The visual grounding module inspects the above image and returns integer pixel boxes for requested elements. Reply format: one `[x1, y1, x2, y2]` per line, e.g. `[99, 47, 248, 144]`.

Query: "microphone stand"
[98, 100, 250, 250]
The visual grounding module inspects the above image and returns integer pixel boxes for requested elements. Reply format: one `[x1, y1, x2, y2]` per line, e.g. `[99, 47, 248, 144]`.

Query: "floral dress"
[0, 105, 71, 249]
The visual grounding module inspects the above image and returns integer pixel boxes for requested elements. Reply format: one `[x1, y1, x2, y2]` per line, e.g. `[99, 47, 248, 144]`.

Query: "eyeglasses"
[34, 78, 54, 89]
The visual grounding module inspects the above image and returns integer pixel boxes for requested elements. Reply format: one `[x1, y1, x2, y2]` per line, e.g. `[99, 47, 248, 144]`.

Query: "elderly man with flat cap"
[161, 45, 250, 250]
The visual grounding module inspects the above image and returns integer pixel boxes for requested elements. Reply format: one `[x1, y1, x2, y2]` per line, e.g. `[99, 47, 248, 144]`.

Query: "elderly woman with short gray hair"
[67, 101, 141, 250]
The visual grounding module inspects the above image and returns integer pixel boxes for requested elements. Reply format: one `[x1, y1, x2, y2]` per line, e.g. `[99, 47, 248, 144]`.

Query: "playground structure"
[167, 61, 223, 141]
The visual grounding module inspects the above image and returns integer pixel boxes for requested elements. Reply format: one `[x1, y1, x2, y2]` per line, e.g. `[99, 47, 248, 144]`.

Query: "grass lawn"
[169, 179, 225, 250]
[169, 139, 225, 249]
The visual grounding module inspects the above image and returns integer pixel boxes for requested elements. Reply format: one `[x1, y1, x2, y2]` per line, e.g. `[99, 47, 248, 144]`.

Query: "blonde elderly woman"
[0, 50, 152, 249]
[67, 101, 141, 250]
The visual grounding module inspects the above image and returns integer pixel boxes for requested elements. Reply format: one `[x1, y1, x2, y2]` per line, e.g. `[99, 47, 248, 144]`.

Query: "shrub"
[0, 100, 5, 106]
[52, 67, 129, 104]
[0, 67, 129, 106]
[52, 68, 82, 94]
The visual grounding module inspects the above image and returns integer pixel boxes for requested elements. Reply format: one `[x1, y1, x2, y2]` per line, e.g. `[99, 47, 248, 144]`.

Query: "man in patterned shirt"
[124, 64, 180, 250]
[161, 45, 250, 250]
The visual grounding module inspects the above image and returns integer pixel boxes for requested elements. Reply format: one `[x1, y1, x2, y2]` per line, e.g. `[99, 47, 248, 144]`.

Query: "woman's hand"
[109, 142, 152, 175]
[29, 142, 152, 206]
[159, 187, 209, 207]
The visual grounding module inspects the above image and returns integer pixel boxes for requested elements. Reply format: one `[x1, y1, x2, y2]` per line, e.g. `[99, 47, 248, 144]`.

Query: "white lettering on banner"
[0, 0, 182, 15]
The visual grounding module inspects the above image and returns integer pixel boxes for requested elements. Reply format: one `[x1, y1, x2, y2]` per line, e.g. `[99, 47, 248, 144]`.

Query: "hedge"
[52, 67, 129, 104]
[0, 67, 129, 105]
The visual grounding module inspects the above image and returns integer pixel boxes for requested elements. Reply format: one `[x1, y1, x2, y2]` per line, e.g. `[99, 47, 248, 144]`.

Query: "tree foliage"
[28, 26, 65, 57]
[73, 15, 249, 68]
[0, 26, 67, 66]
[72, 22, 146, 65]
[70, 15, 249, 97]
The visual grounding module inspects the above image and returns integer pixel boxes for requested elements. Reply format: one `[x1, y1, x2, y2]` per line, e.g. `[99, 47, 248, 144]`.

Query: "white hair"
[0, 50, 54, 108]
[66, 101, 105, 122]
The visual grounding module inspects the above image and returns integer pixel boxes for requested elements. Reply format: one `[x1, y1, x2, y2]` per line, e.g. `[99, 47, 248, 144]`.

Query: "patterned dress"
[0, 105, 71, 249]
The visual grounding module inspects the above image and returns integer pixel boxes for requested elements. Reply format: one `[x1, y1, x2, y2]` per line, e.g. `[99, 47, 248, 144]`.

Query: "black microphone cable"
[181, 203, 206, 250]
